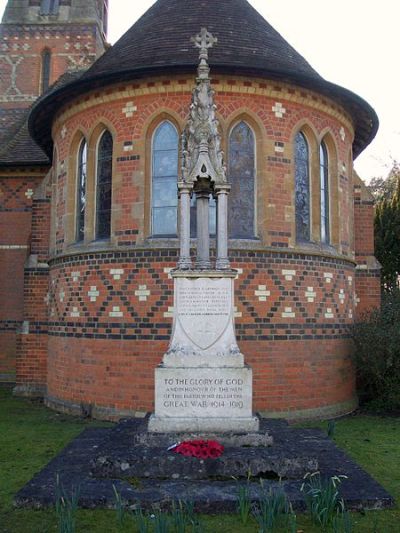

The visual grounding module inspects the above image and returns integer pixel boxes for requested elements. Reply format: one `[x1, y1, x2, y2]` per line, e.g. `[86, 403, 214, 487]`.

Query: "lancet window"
[295, 131, 311, 242]
[76, 139, 87, 242]
[151, 121, 179, 236]
[96, 130, 113, 239]
[41, 49, 51, 93]
[228, 121, 255, 238]
[40, 0, 59, 15]
[320, 141, 330, 244]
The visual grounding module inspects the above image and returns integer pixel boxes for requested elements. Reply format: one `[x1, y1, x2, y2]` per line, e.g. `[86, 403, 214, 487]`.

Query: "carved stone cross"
[191, 27, 218, 60]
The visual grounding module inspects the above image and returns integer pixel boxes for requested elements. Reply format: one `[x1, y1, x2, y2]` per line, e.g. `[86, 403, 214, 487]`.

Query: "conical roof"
[29, 0, 378, 158]
[81, 0, 321, 82]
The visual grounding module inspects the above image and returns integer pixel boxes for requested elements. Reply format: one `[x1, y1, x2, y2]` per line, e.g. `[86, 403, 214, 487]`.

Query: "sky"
[1, 0, 398, 182]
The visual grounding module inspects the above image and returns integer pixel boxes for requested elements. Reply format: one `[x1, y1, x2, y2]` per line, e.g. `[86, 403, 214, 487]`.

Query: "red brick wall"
[44, 249, 357, 418]
[353, 179, 381, 316]
[15, 179, 51, 395]
[0, 174, 43, 381]
[0, 23, 103, 111]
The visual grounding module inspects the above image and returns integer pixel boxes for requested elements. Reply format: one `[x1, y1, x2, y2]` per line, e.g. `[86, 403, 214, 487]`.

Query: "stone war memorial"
[149, 28, 259, 434]
[11, 13, 393, 511]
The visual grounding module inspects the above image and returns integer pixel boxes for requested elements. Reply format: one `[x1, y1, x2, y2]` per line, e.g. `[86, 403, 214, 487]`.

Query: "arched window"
[320, 141, 330, 244]
[295, 132, 310, 242]
[41, 49, 51, 93]
[102, 0, 109, 37]
[228, 121, 255, 238]
[76, 139, 87, 242]
[96, 130, 113, 239]
[151, 121, 179, 236]
[40, 0, 59, 15]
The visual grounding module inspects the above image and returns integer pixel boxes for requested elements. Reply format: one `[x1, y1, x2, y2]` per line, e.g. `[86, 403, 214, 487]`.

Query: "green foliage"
[152, 508, 170, 532]
[55, 474, 80, 533]
[368, 161, 400, 203]
[351, 291, 400, 410]
[112, 484, 126, 525]
[170, 500, 197, 532]
[132, 506, 150, 532]
[327, 420, 336, 439]
[300, 472, 347, 528]
[252, 484, 296, 532]
[237, 483, 252, 525]
[0, 389, 399, 532]
[373, 163, 400, 292]
[332, 509, 353, 533]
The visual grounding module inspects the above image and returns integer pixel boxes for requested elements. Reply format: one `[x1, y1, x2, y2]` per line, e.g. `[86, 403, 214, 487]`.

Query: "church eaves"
[29, 0, 378, 159]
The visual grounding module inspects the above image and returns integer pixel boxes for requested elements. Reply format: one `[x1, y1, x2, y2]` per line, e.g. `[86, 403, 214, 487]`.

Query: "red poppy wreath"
[171, 439, 224, 459]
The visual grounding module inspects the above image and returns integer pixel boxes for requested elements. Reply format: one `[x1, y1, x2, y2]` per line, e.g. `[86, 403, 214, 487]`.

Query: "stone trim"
[13, 384, 47, 398]
[45, 395, 147, 422]
[258, 397, 358, 422]
[54, 75, 354, 138]
[0, 375, 15, 383]
[49, 243, 356, 267]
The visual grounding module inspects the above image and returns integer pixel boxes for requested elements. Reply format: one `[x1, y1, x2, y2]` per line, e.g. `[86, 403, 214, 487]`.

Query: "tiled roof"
[82, 0, 321, 81]
[0, 109, 49, 167]
[0, 71, 84, 167]
[29, 0, 378, 158]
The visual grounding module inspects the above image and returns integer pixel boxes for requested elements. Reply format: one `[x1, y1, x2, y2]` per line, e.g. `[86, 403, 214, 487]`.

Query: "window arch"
[41, 49, 51, 93]
[96, 130, 113, 239]
[320, 141, 330, 244]
[228, 121, 255, 238]
[295, 131, 311, 242]
[151, 121, 179, 236]
[76, 139, 87, 242]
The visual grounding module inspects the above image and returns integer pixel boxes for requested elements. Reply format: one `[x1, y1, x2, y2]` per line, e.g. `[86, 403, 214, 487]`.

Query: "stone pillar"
[195, 190, 211, 269]
[215, 186, 230, 270]
[178, 184, 192, 270]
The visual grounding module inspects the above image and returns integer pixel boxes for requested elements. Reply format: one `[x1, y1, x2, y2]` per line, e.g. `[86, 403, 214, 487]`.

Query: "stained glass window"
[228, 122, 255, 238]
[152, 122, 179, 236]
[41, 49, 51, 93]
[102, 0, 109, 36]
[295, 132, 310, 242]
[320, 142, 330, 244]
[96, 130, 113, 240]
[76, 140, 87, 242]
[40, 0, 59, 15]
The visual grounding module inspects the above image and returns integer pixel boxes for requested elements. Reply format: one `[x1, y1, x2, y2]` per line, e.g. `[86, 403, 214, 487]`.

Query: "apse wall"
[45, 74, 360, 420]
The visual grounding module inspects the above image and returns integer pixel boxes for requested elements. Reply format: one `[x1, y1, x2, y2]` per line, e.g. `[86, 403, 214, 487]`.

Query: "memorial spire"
[178, 27, 230, 271]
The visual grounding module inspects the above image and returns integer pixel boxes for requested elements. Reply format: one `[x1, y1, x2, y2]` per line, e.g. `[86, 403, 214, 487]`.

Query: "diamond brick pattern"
[45, 250, 355, 343]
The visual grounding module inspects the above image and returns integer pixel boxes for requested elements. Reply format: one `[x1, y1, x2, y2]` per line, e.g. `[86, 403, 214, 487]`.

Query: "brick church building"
[0, 0, 380, 420]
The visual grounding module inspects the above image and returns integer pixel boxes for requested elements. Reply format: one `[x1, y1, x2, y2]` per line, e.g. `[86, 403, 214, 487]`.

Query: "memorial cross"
[191, 27, 218, 61]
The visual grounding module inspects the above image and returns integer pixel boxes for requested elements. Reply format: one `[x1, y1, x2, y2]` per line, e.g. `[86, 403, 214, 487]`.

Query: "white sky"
[1, 0, 398, 182]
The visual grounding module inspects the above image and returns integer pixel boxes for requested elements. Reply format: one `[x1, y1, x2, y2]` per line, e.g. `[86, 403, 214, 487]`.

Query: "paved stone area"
[15, 418, 394, 512]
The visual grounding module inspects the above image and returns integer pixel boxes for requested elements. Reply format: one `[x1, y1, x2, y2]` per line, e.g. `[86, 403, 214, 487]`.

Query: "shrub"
[351, 291, 400, 411]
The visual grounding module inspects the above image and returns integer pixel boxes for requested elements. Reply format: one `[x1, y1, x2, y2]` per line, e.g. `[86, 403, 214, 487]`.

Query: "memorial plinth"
[148, 271, 259, 433]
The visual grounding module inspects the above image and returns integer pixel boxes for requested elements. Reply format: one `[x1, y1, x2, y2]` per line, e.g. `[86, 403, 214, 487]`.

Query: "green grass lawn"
[0, 387, 398, 532]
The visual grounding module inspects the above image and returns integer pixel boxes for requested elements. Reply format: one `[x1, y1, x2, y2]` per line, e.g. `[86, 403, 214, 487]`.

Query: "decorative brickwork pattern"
[39, 248, 357, 416]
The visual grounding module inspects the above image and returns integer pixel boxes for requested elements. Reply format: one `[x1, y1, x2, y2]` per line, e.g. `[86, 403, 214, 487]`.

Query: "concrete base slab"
[148, 414, 260, 433]
[14, 418, 395, 513]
